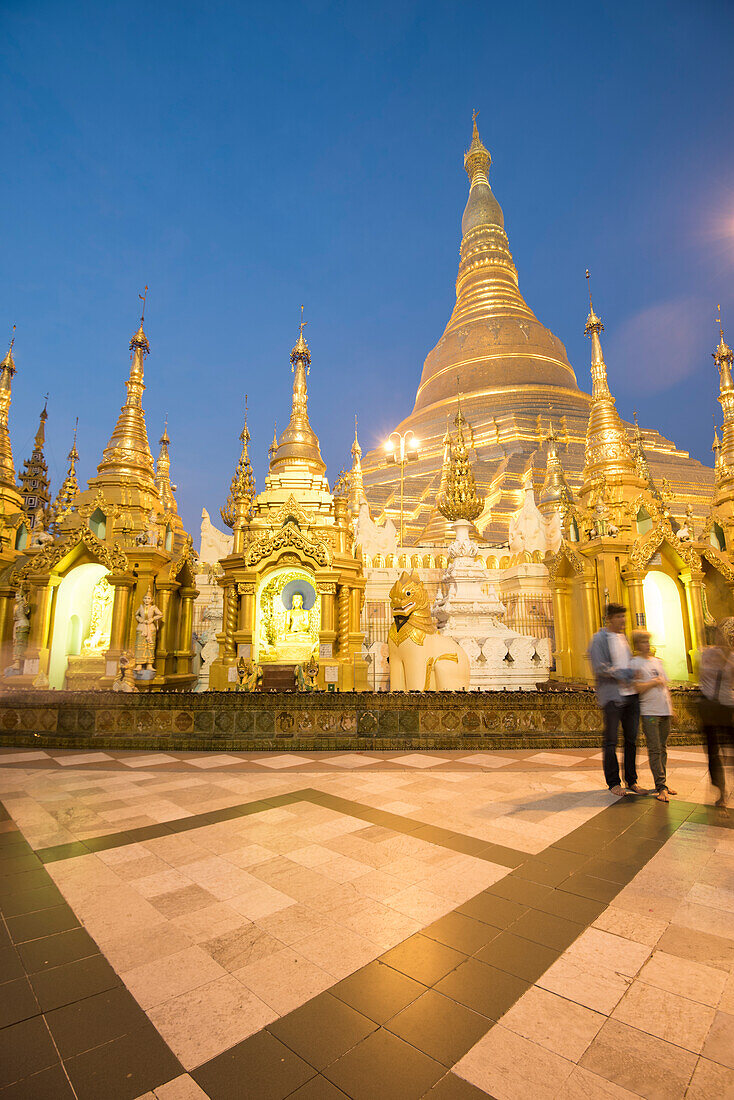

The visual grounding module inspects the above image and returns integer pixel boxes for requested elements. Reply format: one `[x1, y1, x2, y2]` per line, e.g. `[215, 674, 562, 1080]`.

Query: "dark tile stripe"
[190, 793, 718, 1098]
[0, 806, 183, 1098]
[33, 788, 526, 867]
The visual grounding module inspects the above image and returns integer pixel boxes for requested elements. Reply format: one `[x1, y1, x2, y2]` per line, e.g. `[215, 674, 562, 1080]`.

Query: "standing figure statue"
[12, 591, 30, 669]
[134, 587, 163, 670]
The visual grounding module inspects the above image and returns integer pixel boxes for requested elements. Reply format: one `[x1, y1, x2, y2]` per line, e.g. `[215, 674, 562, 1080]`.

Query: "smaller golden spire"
[464, 109, 491, 185]
[584, 270, 612, 401]
[539, 419, 573, 512]
[269, 421, 278, 461]
[714, 305, 734, 474]
[155, 418, 178, 515]
[34, 395, 49, 449]
[51, 418, 80, 524]
[437, 389, 483, 522]
[0, 326, 18, 492]
[349, 415, 367, 515]
[221, 396, 256, 529]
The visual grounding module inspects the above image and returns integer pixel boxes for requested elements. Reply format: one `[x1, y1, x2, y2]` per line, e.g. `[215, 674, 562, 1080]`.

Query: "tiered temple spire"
[437, 393, 483, 522]
[50, 419, 80, 525]
[269, 312, 326, 476]
[714, 305, 734, 479]
[19, 397, 51, 530]
[221, 397, 256, 529]
[348, 416, 367, 515]
[0, 329, 18, 493]
[579, 271, 638, 500]
[91, 295, 156, 495]
[155, 420, 178, 515]
[538, 420, 573, 515]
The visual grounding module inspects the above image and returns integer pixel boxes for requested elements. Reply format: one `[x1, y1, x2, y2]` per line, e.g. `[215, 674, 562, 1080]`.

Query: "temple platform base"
[0, 687, 703, 752]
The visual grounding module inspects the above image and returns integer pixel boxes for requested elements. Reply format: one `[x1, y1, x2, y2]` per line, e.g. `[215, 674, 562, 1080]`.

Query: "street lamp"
[385, 430, 419, 547]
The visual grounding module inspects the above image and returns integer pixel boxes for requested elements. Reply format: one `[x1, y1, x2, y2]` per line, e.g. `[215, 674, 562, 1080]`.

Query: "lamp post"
[385, 430, 419, 547]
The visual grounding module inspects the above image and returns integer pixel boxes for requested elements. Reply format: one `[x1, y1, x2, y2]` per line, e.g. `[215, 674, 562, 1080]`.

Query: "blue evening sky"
[2, 0, 734, 535]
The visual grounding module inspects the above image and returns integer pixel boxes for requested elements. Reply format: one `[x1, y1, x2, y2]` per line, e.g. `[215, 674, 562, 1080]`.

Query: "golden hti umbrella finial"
[539, 416, 574, 514]
[349, 414, 367, 515]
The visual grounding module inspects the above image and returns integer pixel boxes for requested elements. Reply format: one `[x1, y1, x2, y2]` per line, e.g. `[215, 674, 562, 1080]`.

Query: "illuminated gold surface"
[51, 420, 80, 526]
[437, 394, 483, 521]
[0, 333, 23, 509]
[268, 318, 326, 477]
[361, 118, 713, 544]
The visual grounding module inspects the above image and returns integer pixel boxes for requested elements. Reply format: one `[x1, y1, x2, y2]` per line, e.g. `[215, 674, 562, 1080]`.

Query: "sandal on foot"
[665, 786, 677, 795]
[656, 789, 670, 802]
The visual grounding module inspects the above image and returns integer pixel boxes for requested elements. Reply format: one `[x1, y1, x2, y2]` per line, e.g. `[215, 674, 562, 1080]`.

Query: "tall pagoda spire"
[410, 113, 579, 415]
[91, 291, 155, 494]
[0, 328, 19, 493]
[269, 310, 326, 476]
[580, 271, 637, 497]
[714, 305, 734, 475]
[348, 415, 367, 515]
[155, 420, 178, 515]
[437, 392, 483, 522]
[221, 396, 256, 529]
[51, 419, 80, 525]
[19, 397, 51, 530]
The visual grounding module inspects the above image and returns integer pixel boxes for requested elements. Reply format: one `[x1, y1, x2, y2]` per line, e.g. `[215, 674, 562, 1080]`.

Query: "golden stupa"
[361, 116, 713, 543]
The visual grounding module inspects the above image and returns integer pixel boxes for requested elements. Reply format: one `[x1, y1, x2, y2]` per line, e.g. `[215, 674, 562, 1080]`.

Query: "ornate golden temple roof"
[268, 314, 327, 477]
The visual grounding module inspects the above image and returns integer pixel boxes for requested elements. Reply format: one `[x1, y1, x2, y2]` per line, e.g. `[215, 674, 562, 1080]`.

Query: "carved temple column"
[681, 568, 706, 662]
[317, 579, 337, 655]
[107, 575, 135, 662]
[153, 582, 178, 678]
[550, 579, 572, 678]
[338, 585, 350, 656]
[237, 582, 255, 643]
[223, 583, 238, 660]
[25, 577, 54, 659]
[0, 587, 15, 669]
[624, 572, 646, 631]
[176, 586, 197, 676]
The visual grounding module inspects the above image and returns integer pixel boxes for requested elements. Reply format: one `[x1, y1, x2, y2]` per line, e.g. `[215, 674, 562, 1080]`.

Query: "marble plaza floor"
[0, 746, 732, 1099]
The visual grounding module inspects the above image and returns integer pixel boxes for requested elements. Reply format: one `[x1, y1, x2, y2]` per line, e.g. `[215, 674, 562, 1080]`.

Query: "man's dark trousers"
[602, 696, 640, 789]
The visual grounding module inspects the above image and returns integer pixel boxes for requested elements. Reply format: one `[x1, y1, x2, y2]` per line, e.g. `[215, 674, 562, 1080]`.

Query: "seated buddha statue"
[286, 593, 311, 640]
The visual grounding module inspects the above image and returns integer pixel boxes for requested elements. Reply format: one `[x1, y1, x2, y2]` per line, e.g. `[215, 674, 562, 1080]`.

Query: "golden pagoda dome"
[412, 113, 581, 417]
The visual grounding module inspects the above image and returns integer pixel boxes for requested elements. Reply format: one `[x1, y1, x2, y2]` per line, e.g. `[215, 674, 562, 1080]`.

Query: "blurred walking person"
[699, 620, 734, 810]
[631, 631, 676, 802]
[589, 603, 644, 797]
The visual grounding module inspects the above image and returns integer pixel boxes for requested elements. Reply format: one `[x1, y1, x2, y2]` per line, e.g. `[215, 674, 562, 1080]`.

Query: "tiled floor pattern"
[0, 747, 731, 1097]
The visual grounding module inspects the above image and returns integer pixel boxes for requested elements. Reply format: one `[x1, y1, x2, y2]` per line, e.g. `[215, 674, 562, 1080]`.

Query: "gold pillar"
[108, 576, 134, 658]
[551, 579, 571, 678]
[223, 583, 237, 659]
[176, 586, 197, 676]
[237, 582, 255, 641]
[681, 569, 706, 661]
[338, 585, 350, 656]
[317, 581, 337, 652]
[25, 579, 53, 657]
[625, 573, 646, 631]
[0, 587, 15, 669]
[153, 583, 177, 678]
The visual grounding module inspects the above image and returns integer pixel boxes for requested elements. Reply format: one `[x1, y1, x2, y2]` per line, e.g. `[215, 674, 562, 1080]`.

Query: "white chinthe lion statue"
[388, 571, 470, 691]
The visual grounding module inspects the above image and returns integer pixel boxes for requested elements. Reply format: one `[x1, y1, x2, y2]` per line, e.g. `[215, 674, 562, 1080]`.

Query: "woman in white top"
[630, 630, 677, 802]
